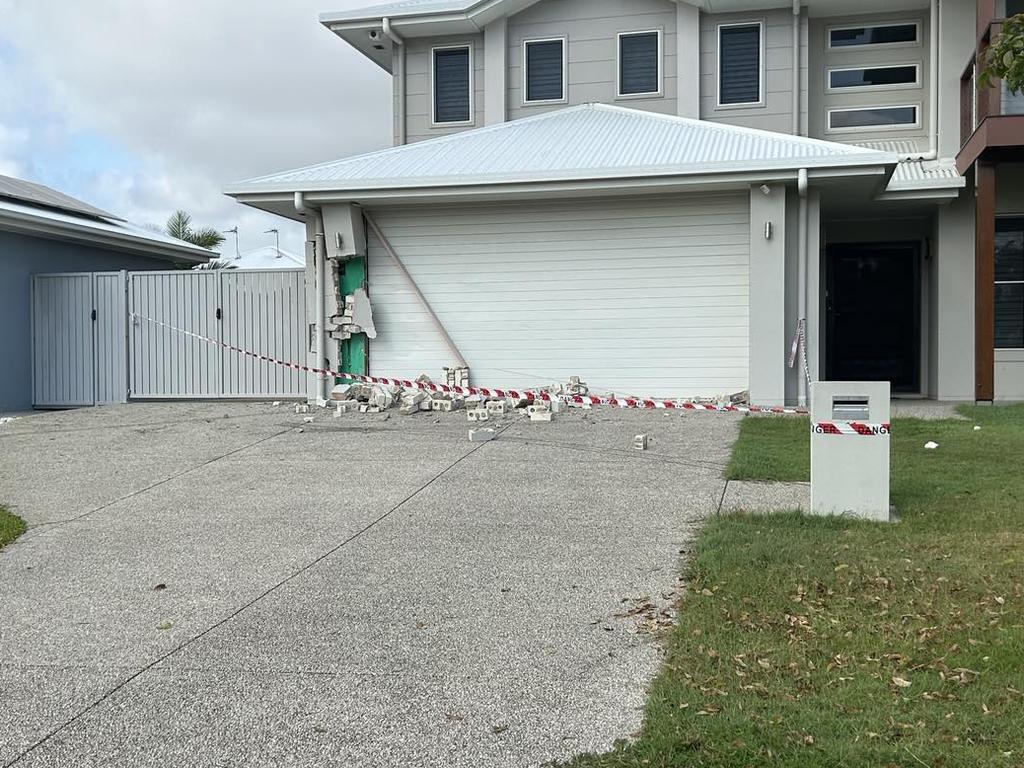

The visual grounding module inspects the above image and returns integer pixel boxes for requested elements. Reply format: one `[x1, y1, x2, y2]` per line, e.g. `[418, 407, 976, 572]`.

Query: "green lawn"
[0, 505, 26, 550]
[564, 405, 1024, 767]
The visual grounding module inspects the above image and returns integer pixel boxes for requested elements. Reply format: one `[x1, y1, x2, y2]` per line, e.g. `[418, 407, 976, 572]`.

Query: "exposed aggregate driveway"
[0, 402, 739, 767]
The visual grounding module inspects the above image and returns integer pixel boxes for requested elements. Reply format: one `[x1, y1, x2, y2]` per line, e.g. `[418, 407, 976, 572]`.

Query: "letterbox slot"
[832, 396, 869, 422]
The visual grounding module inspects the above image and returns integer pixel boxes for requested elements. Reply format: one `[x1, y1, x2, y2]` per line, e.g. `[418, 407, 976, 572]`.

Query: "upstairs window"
[524, 38, 566, 104]
[618, 31, 662, 97]
[718, 23, 762, 106]
[827, 105, 919, 130]
[996, 217, 1024, 349]
[828, 64, 919, 90]
[829, 23, 918, 48]
[433, 45, 472, 124]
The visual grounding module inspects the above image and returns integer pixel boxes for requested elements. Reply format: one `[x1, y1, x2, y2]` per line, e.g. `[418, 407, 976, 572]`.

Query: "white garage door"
[367, 193, 749, 398]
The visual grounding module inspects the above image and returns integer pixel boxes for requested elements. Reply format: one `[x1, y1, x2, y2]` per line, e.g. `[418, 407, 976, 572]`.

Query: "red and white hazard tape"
[812, 421, 891, 436]
[131, 314, 809, 415]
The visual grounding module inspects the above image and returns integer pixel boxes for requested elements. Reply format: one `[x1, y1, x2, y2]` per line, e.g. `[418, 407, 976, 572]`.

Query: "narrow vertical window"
[524, 38, 565, 103]
[718, 23, 762, 106]
[618, 31, 661, 96]
[995, 217, 1024, 349]
[433, 46, 472, 124]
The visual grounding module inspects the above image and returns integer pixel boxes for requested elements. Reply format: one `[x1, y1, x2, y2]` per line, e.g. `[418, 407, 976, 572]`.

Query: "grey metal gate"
[128, 269, 306, 400]
[31, 272, 127, 407]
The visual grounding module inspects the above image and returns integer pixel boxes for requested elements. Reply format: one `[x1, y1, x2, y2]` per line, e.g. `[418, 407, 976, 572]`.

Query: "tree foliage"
[165, 209, 225, 250]
[980, 13, 1024, 95]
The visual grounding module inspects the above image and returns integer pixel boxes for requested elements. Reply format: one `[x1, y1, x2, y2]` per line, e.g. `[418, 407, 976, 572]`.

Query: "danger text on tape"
[812, 421, 891, 436]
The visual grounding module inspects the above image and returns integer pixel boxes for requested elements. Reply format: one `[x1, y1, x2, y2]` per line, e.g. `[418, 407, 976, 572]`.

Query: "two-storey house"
[227, 0, 1024, 406]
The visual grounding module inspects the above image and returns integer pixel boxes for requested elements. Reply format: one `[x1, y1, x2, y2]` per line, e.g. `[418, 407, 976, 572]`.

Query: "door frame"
[824, 241, 922, 393]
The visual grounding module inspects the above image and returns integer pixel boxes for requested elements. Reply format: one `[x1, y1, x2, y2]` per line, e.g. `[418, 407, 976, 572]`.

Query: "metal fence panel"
[220, 270, 306, 398]
[129, 270, 221, 398]
[94, 271, 128, 404]
[31, 273, 95, 407]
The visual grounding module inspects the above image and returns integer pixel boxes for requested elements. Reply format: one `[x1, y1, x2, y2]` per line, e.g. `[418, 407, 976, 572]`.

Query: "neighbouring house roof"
[855, 140, 966, 199]
[0, 173, 123, 222]
[0, 175, 215, 264]
[227, 104, 898, 207]
[213, 245, 304, 270]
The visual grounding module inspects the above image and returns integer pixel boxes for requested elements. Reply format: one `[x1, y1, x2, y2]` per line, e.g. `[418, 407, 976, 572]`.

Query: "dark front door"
[826, 242, 920, 392]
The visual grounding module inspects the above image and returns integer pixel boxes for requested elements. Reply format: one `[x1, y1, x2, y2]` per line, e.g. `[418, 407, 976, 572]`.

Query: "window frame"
[716, 21, 765, 110]
[616, 29, 664, 100]
[826, 103, 921, 133]
[826, 62, 921, 93]
[430, 42, 475, 127]
[826, 21, 921, 51]
[995, 214, 1024, 351]
[522, 35, 568, 106]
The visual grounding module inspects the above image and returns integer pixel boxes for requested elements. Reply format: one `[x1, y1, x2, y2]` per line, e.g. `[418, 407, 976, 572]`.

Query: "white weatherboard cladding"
[366, 194, 750, 397]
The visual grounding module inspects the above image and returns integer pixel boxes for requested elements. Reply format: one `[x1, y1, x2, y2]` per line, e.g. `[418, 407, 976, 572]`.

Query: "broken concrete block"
[302, 416, 315, 424]
[294, 403, 310, 414]
[359, 404, 370, 414]
[469, 428, 496, 443]
[550, 399, 563, 414]
[369, 386, 395, 410]
[527, 404, 553, 423]
[634, 434, 649, 451]
[330, 384, 352, 401]
[467, 408, 490, 423]
[432, 400, 453, 412]
[398, 405, 419, 416]
[485, 401, 507, 416]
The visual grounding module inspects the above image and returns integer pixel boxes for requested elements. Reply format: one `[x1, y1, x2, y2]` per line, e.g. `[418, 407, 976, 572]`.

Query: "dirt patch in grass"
[0, 505, 26, 550]
[563, 404, 1024, 767]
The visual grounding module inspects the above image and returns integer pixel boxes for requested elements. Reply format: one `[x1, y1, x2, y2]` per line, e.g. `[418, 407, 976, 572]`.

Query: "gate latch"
[91, 309, 97, 322]
[216, 308, 223, 320]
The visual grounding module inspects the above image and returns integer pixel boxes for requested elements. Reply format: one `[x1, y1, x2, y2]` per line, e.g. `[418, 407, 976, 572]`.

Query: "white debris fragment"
[294, 403, 310, 414]
[974, 425, 982, 431]
[634, 434, 649, 451]
[924, 441, 939, 450]
[271, 401, 282, 407]
[302, 416, 315, 424]
[469, 428, 495, 443]
[467, 408, 490, 423]
[528, 404, 553, 423]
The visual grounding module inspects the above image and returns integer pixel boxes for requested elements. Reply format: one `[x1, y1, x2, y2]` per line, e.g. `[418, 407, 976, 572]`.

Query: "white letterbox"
[810, 381, 891, 522]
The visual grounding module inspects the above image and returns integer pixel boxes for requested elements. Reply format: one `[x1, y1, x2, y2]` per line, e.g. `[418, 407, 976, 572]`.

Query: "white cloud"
[0, 0, 392, 254]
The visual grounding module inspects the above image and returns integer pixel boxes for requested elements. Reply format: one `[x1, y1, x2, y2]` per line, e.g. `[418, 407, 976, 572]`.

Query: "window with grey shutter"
[434, 46, 471, 123]
[619, 32, 660, 96]
[718, 24, 761, 105]
[525, 39, 564, 103]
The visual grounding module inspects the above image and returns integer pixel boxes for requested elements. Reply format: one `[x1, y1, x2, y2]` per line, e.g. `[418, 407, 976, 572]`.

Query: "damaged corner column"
[323, 203, 374, 379]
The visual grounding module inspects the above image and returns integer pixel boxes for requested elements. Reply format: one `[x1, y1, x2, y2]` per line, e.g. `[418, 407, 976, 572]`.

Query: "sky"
[0, 0, 392, 257]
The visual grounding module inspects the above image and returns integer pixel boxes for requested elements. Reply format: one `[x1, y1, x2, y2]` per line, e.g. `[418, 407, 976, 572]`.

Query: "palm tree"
[166, 210, 225, 250]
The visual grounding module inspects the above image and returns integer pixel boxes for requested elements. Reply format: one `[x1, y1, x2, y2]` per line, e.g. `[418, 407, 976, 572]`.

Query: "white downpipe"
[383, 18, 406, 146]
[797, 169, 809, 407]
[295, 192, 327, 403]
[792, 0, 801, 136]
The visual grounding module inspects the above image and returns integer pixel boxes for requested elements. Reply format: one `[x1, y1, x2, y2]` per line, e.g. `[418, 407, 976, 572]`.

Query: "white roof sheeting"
[213, 246, 304, 270]
[855, 140, 965, 194]
[322, 0, 478, 21]
[228, 104, 897, 196]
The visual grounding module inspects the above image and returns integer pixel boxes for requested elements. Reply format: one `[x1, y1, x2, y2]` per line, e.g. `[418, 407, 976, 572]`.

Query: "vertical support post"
[676, 2, 701, 118]
[484, 18, 507, 125]
[975, 161, 996, 401]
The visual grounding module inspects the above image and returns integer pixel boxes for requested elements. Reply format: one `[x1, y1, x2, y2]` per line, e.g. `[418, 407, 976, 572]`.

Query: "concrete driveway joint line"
[19, 425, 298, 539]
[1, 419, 512, 768]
